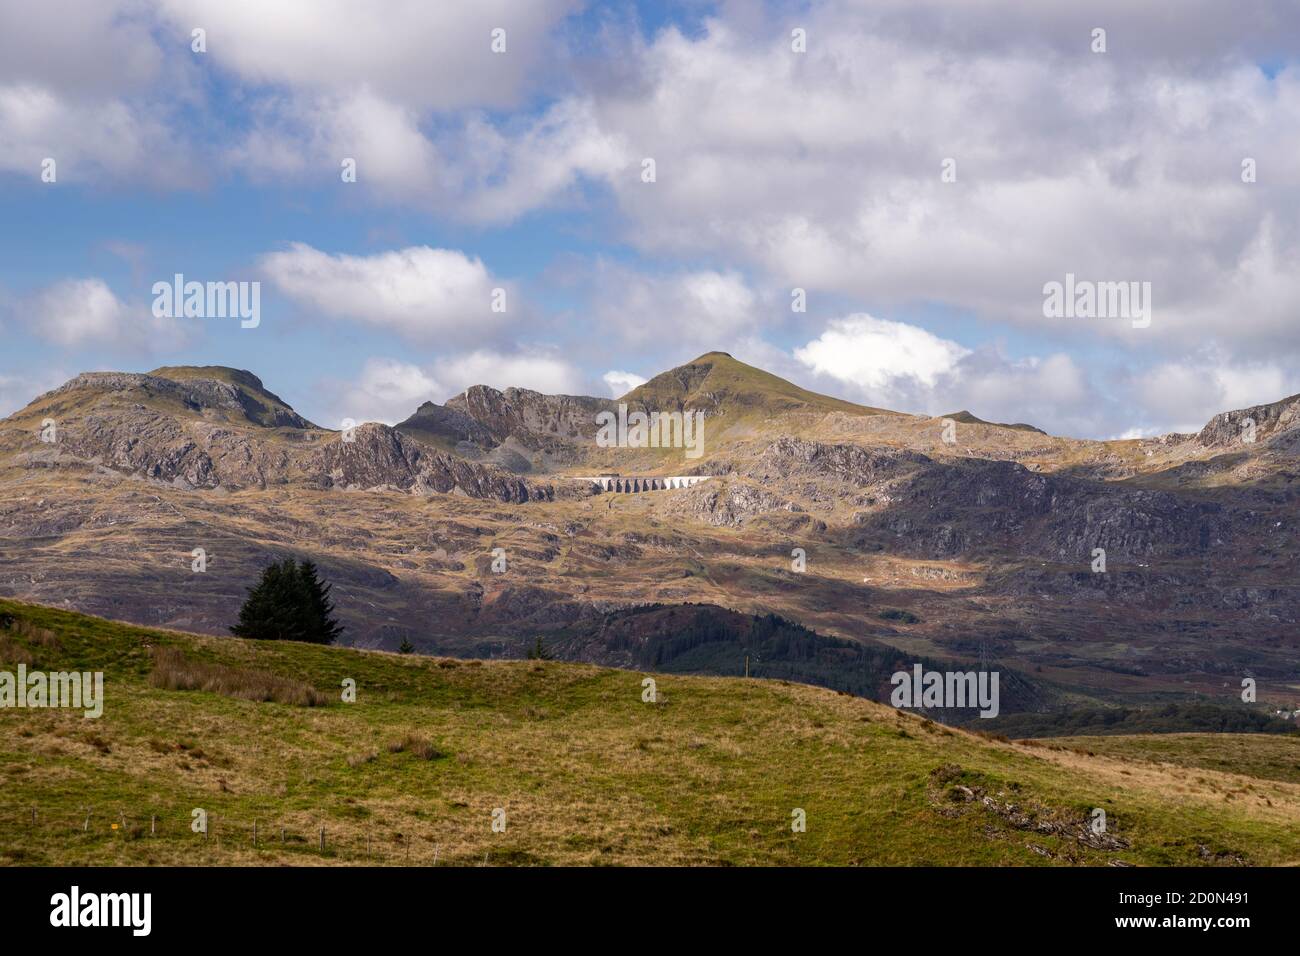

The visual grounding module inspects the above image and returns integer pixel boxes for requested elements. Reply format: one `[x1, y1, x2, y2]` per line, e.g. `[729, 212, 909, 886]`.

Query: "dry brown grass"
[387, 734, 445, 760]
[0, 635, 35, 665]
[148, 647, 329, 707]
[3, 618, 62, 648]
[0, 616, 60, 664]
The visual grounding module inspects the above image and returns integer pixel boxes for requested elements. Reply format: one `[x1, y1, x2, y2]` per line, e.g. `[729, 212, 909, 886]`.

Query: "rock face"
[669, 479, 798, 526]
[6, 368, 551, 502]
[395, 400, 496, 448]
[51, 370, 313, 429]
[310, 423, 551, 502]
[730, 436, 1253, 564]
[62, 413, 301, 489]
[1195, 393, 1300, 448]
[746, 436, 929, 487]
[444, 385, 615, 452]
[1, 354, 1298, 702]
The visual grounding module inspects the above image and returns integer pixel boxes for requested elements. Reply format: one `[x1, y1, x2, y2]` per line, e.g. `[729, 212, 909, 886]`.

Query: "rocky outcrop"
[48, 370, 312, 429]
[747, 436, 929, 486]
[396, 400, 497, 447]
[668, 478, 799, 526]
[858, 455, 1234, 561]
[52, 413, 301, 489]
[445, 385, 614, 451]
[310, 423, 551, 502]
[1195, 394, 1300, 448]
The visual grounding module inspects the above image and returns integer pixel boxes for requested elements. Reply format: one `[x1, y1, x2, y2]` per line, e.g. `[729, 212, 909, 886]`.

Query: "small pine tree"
[231, 558, 343, 644]
[297, 559, 344, 645]
[526, 636, 554, 660]
[398, 637, 415, 654]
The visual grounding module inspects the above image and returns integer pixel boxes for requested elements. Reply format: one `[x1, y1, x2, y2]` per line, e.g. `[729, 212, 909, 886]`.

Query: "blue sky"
[2, 0, 1298, 438]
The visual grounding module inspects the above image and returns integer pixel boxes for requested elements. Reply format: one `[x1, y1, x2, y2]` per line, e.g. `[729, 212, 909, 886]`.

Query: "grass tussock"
[0, 614, 61, 648]
[148, 647, 329, 707]
[4, 596, 1300, 868]
[0, 614, 61, 664]
[387, 734, 445, 760]
[0, 635, 35, 666]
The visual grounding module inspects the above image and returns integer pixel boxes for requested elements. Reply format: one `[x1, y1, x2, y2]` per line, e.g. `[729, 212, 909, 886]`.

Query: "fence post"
[319, 826, 325, 852]
[151, 815, 156, 836]
[83, 807, 91, 833]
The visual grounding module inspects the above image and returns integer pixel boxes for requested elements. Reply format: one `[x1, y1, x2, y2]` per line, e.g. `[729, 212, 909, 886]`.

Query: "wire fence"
[0, 805, 495, 866]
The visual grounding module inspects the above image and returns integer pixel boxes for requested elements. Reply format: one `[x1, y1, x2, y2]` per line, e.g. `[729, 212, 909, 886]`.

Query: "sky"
[1, 0, 1298, 439]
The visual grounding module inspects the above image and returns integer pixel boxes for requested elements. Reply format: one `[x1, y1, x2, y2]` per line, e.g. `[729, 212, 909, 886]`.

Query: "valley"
[0, 352, 1297, 723]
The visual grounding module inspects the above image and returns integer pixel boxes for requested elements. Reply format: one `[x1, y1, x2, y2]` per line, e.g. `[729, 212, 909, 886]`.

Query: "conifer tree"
[231, 558, 343, 644]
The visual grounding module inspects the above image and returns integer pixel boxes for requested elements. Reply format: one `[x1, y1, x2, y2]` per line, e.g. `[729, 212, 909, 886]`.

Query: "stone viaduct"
[569, 475, 711, 493]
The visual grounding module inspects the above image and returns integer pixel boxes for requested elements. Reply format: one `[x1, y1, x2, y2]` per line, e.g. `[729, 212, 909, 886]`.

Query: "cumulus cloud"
[23, 278, 186, 351]
[1125, 354, 1299, 434]
[259, 243, 511, 342]
[0, 83, 196, 186]
[156, 0, 577, 111]
[6, 0, 1300, 440]
[583, 261, 762, 348]
[322, 349, 585, 425]
[229, 90, 442, 198]
[435, 4, 1300, 364]
[0, 3, 198, 186]
[602, 370, 647, 396]
[434, 349, 582, 397]
[331, 357, 441, 426]
[795, 315, 971, 391]
[0, 1, 162, 97]
[791, 314, 1112, 435]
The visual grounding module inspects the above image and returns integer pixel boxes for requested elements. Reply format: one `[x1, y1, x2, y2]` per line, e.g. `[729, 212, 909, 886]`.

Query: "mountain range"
[1, 351, 1297, 722]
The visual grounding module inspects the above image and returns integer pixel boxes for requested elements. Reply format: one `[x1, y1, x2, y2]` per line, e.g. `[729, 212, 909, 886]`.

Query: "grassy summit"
[1, 598, 1298, 867]
[622, 351, 896, 421]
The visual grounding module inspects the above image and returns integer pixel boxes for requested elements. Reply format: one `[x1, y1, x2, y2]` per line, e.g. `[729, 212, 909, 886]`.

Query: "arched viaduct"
[568, 475, 711, 493]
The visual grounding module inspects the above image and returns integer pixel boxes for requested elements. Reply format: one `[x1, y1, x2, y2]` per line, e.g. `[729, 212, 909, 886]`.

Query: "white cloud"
[1129, 355, 1299, 433]
[602, 370, 646, 397]
[333, 357, 441, 426]
[24, 278, 185, 351]
[788, 314, 1116, 436]
[0, 3, 199, 186]
[434, 349, 581, 397]
[449, 6, 1300, 362]
[228, 89, 444, 198]
[259, 243, 510, 342]
[446, 99, 630, 222]
[156, 0, 577, 111]
[0, 83, 195, 185]
[795, 315, 970, 391]
[584, 262, 761, 347]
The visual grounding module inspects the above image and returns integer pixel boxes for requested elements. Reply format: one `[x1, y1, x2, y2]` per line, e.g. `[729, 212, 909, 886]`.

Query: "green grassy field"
[1050, 733, 1300, 786]
[2, 598, 1299, 867]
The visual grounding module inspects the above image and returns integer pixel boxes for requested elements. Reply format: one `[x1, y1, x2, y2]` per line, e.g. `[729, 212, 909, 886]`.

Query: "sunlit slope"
[1, 599, 1298, 867]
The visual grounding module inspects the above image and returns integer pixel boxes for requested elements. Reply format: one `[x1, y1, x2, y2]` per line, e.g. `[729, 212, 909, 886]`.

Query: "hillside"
[1, 599, 1298, 867]
[623, 351, 893, 420]
[0, 355, 1297, 715]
